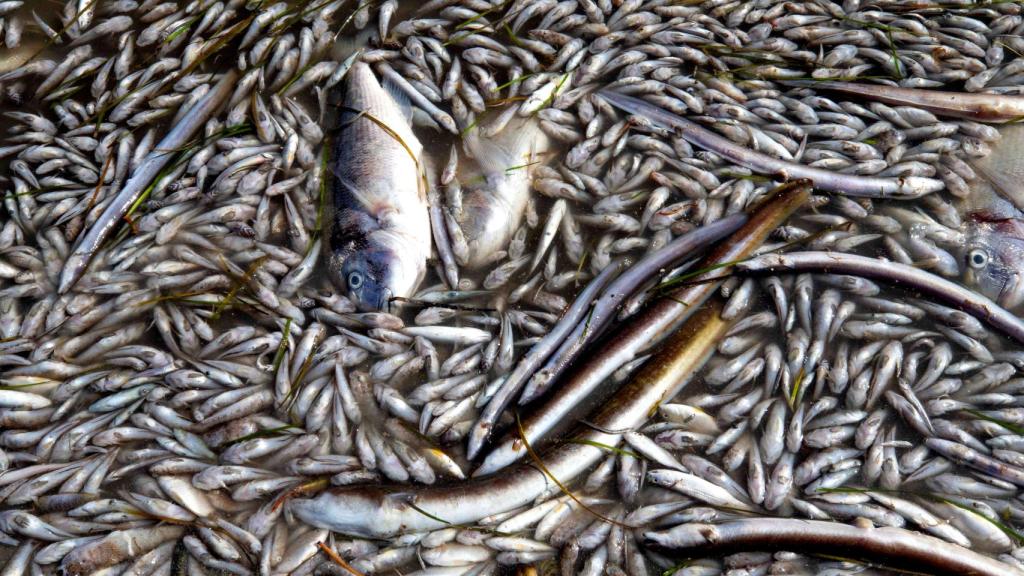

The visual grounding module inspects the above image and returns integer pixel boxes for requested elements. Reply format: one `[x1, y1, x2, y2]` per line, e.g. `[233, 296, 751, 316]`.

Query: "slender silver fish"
[58, 69, 240, 294]
[288, 294, 734, 539]
[646, 519, 1023, 576]
[735, 251, 1024, 346]
[455, 116, 551, 269]
[598, 90, 943, 199]
[783, 80, 1024, 123]
[327, 61, 431, 311]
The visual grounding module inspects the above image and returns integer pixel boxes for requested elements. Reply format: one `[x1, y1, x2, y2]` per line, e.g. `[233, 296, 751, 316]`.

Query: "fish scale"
[326, 60, 430, 312]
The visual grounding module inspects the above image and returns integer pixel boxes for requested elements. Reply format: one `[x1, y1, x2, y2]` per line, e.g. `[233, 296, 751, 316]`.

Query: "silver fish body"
[962, 124, 1024, 309]
[456, 116, 550, 269]
[327, 61, 430, 311]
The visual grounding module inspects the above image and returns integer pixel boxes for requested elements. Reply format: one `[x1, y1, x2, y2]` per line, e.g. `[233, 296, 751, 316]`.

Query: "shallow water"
[3, 1, 1024, 575]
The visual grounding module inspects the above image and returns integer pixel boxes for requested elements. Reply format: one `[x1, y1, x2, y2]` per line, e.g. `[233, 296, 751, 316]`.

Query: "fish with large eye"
[764, 82, 1024, 313]
[959, 123, 1024, 310]
[335, 243, 415, 312]
[326, 59, 431, 312]
[960, 220, 1024, 310]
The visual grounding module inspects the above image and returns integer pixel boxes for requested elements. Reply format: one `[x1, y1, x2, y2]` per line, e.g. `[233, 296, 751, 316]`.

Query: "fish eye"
[968, 249, 989, 269]
[348, 271, 363, 289]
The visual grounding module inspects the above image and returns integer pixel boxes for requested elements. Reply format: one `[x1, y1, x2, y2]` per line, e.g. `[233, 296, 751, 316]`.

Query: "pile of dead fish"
[4, 0, 1024, 574]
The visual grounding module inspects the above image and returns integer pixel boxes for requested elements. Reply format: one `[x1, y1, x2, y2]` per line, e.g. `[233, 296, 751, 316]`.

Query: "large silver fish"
[327, 61, 431, 311]
[961, 124, 1024, 310]
[455, 117, 550, 269]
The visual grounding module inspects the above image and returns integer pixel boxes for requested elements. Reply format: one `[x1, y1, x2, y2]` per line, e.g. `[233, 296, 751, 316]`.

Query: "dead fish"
[455, 115, 551, 269]
[961, 124, 1024, 309]
[327, 60, 431, 311]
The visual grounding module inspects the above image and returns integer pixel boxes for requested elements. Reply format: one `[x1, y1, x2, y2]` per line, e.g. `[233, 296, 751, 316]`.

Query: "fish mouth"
[998, 272, 1024, 310]
[379, 287, 395, 312]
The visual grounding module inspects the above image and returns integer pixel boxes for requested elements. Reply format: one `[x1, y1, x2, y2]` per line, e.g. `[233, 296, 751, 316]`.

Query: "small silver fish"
[327, 60, 431, 311]
[455, 116, 550, 269]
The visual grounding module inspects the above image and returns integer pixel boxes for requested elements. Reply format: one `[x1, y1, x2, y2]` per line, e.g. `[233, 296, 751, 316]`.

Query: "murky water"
[3, 1, 1024, 575]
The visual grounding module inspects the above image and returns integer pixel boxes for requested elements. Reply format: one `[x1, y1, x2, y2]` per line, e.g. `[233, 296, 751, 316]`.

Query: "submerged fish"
[794, 83, 1024, 310]
[327, 61, 431, 311]
[961, 124, 1024, 310]
[455, 117, 550, 269]
[962, 218, 1024, 310]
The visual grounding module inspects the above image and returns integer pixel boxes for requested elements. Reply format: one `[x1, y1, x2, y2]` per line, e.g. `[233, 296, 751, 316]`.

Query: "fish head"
[335, 230, 428, 311]
[962, 217, 1024, 310]
[289, 488, 396, 539]
[959, 128, 1024, 309]
[336, 247, 396, 312]
[328, 207, 425, 311]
